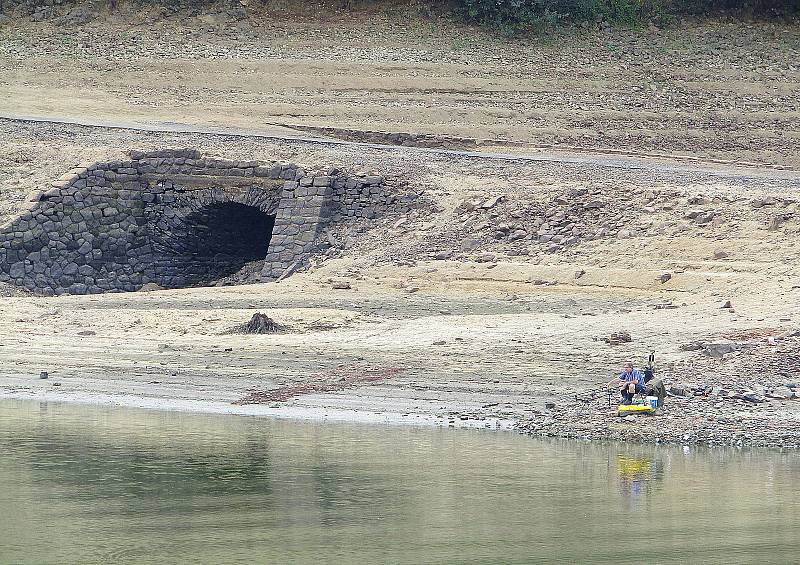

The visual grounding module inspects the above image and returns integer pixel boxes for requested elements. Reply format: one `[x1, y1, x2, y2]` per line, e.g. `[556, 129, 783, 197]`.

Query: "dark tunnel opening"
[171, 202, 275, 285]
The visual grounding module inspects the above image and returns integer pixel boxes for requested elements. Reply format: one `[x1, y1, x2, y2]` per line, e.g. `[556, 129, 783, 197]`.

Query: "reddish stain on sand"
[235, 364, 405, 404]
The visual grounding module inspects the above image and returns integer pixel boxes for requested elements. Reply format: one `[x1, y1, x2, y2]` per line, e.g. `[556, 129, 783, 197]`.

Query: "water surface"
[0, 400, 797, 564]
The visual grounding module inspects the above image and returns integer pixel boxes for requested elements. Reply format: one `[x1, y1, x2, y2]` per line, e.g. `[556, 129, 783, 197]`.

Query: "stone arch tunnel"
[144, 178, 282, 288]
[176, 202, 276, 280]
[0, 149, 401, 295]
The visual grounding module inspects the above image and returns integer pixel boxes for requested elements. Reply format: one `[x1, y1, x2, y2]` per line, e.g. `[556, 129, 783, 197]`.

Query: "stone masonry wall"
[0, 149, 393, 295]
[262, 169, 400, 279]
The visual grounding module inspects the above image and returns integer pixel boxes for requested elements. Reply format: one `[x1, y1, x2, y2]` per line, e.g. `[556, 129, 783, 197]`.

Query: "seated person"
[607, 360, 646, 405]
[642, 367, 666, 408]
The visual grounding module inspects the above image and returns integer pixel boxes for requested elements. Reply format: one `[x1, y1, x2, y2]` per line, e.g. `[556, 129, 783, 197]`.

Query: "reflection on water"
[616, 455, 664, 505]
[0, 400, 798, 564]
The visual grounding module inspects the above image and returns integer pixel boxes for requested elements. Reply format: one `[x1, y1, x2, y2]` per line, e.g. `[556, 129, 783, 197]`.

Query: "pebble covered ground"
[517, 330, 800, 448]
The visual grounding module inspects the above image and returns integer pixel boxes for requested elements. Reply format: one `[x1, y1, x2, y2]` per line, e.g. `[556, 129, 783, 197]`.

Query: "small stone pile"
[239, 313, 284, 334]
[603, 330, 632, 345]
[517, 387, 800, 448]
[212, 259, 267, 286]
[363, 184, 800, 267]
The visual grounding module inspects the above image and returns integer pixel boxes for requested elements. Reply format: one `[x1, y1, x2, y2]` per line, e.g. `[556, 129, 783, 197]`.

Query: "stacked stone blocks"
[0, 149, 392, 294]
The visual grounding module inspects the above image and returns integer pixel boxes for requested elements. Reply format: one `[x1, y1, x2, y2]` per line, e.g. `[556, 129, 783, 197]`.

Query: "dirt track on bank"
[1, 15, 799, 166]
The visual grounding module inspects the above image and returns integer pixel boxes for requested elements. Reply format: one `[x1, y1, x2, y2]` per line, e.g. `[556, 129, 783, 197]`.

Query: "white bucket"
[646, 396, 658, 410]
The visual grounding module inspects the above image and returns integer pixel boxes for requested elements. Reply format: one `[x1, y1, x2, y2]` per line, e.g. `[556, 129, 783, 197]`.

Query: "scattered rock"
[39, 371, 48, 380]
[694, 211, 715, 224]
[751, 197, 776, 208]
[509, 229, 527, 241]
[461, 238, 481, 252]
[434, 250, 453, 260]
[603, 330, 632, 345]
[768, 386, 794, 400]
[658, 272, 672, 284]
[669, 385, 688, 397]
[480, 195, 504, 209]
[742, 392, 765, 403]
[721, 300, 732, 309]
[767, 214, 784, 231]
[703, 342, 738, 359]
[139, 283, 164, 292]
[713, 249, 729, 259]
[60, 7, 98, 25]
[239, 313, 284, 334]
[332, 281, 352, 290]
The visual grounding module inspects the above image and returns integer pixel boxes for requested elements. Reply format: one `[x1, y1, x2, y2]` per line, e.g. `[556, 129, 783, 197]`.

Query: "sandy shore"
[1, 254, 800, 448]
[0, 388, 515, 431]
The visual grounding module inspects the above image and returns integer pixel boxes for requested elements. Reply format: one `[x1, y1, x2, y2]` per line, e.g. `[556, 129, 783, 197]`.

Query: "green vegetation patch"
[458, 0, 800, 34]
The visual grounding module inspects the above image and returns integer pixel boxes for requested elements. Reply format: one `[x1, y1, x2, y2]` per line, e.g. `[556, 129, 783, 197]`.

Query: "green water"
[0, 400, 798, 564]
